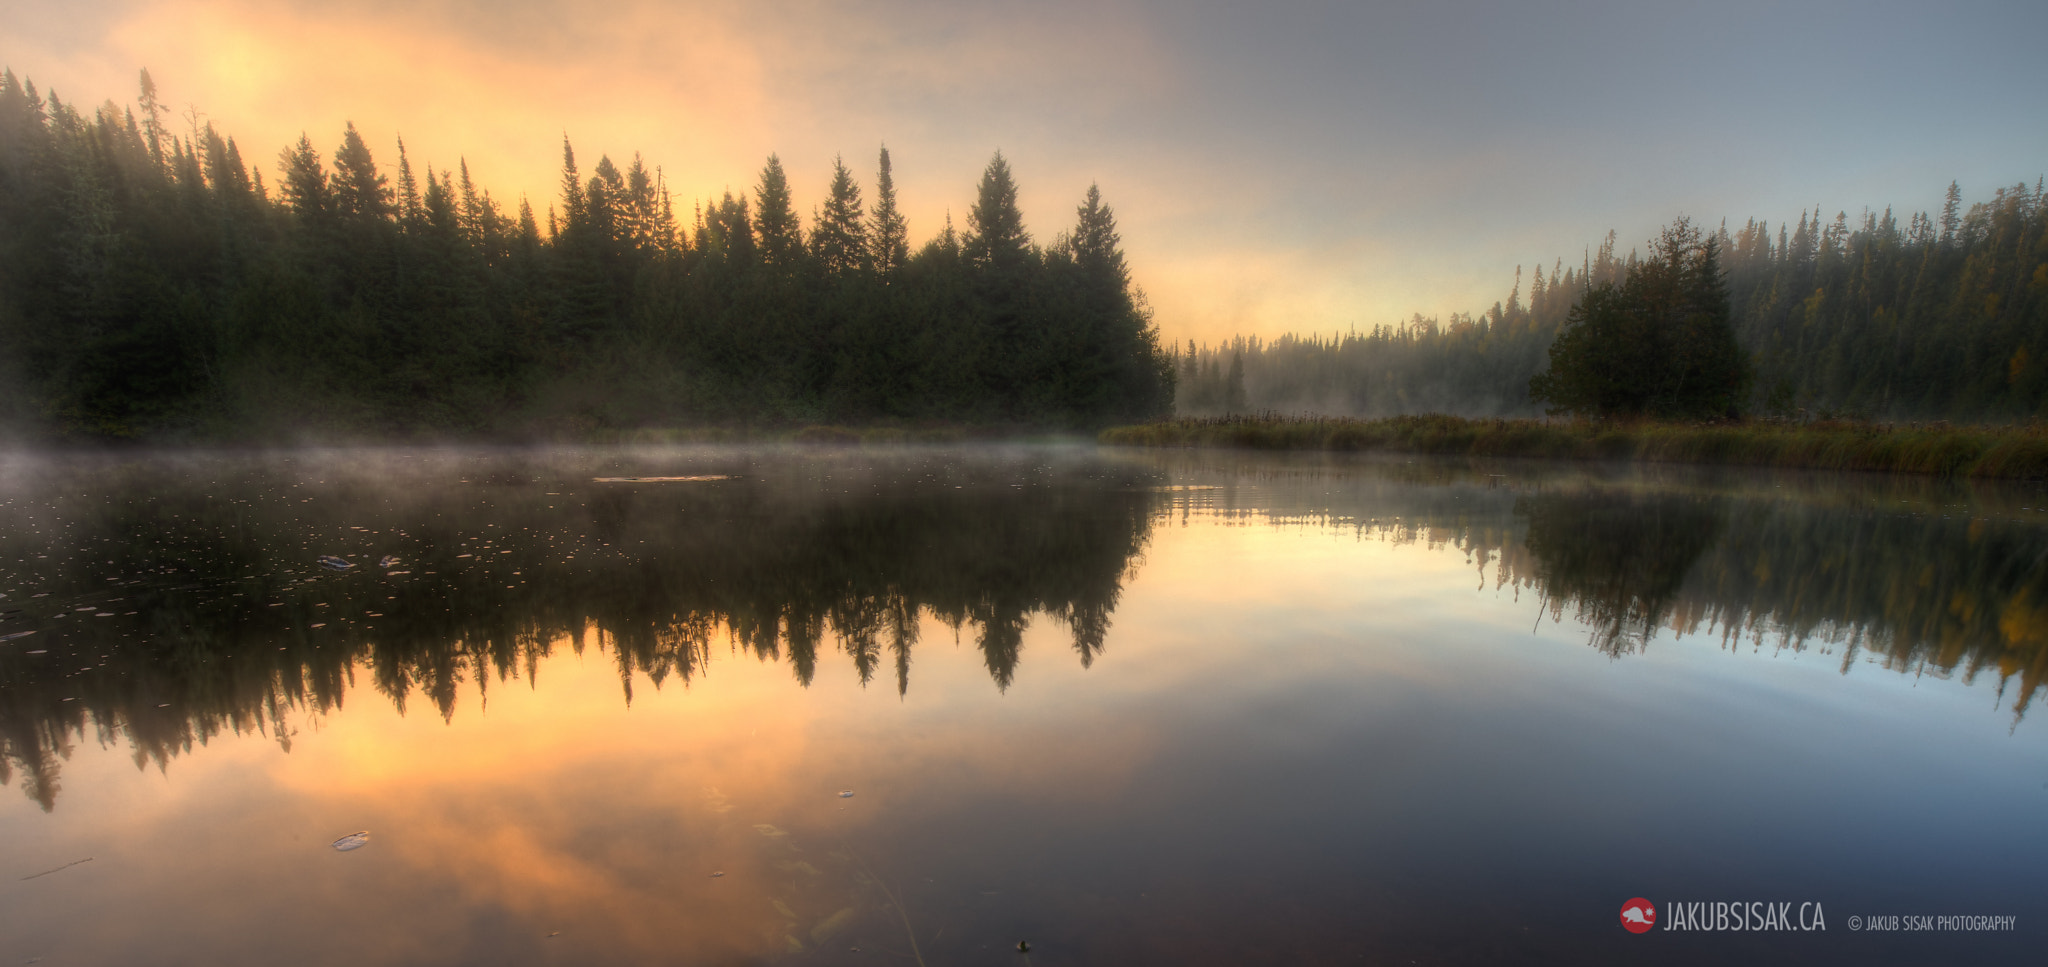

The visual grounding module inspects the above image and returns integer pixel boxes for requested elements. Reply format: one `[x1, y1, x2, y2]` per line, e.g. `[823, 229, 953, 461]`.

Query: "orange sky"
[9, 0, 2045, 345]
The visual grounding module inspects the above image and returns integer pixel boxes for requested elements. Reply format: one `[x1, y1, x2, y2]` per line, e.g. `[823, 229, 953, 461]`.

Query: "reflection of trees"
[1155, 456, 2048, 724]
[0, 454, 1158, 809]
[1505, 486, 2048, 717]
[1517, 492, 1726, 656]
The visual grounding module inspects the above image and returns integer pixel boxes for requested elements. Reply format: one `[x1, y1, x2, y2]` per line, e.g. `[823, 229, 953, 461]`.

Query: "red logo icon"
[1620, 897, 1657, 933]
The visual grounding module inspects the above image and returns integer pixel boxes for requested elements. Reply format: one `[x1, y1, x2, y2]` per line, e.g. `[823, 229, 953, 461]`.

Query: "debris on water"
[710, 871, 726, 878]
[317, 556, 355, 571]
[20, 857, 92, 881]
[25, 650, 46, 655]
[837, 789, 854, 798]
[378, 556, 400, 568]
[0, 631, 36, 642]
[330, 831, 371, 852]
[591, 475, 734, 483]
[546, 931, 561, 939]
[1017, 941, 1031, 953]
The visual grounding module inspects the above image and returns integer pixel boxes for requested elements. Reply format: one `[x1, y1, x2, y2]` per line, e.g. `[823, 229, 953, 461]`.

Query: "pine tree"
[753, 154, 802, 267]
[1070, 183, 1126, 293]
[964, 151, 1029, 273]
[394, 135, 423, 228]
[869, 145, 908, 274]
[810, 154, 867, 274]
[1939, 180, 1962, 245]
[276, 134, 330, 218]
[136, 68, 165, 168]
[557, 136, 584, 230]
[330, 122, 391, 220]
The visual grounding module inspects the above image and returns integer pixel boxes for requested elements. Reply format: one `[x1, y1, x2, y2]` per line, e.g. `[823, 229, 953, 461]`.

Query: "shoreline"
[1098, 415, 2048, 480]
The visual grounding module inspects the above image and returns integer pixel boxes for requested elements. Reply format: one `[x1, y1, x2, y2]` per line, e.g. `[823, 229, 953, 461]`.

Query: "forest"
[0, 70, 1177, 440]
[1179, 179, 2048, 421]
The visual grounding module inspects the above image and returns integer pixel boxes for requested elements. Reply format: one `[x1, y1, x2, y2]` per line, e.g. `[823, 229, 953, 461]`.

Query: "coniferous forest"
[1180, 179, 2048, 421]
[0, 70, 1177, 440]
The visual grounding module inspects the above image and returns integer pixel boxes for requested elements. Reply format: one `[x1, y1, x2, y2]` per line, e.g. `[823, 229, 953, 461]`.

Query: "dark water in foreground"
[0, 446, 2044, 966]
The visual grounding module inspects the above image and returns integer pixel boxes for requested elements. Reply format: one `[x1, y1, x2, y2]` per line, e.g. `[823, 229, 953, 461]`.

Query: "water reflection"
[0, 449, 1157, 810]
[1152, 453, 2048, 720]
[4, 449, 2047, 816]
[1518, 490, 1727, 657]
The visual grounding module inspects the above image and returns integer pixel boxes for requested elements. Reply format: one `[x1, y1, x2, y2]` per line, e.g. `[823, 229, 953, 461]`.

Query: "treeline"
[1179, 179, 2048, 421]
[0, 70, 1175, 439]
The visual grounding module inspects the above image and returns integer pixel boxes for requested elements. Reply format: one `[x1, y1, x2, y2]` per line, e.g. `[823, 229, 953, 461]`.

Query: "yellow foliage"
[2000, 591, 2048, 647]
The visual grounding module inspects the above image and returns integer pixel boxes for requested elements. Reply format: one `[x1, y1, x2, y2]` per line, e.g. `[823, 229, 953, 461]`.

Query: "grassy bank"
[1099, 415, 2048, 480]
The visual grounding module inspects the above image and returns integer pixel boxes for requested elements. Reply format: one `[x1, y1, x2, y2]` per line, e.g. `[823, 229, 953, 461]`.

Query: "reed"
[1098, 414, 2048, 479]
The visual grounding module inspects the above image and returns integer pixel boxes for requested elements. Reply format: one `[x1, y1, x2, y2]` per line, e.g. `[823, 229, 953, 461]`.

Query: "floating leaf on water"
[317, 556, 355, 571]
[837, 789, 854, 798]
[330, 831, 371, 851]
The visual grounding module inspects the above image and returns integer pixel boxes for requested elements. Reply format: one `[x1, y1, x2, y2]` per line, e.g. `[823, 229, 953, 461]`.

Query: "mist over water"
[1, 446, 2043, 964]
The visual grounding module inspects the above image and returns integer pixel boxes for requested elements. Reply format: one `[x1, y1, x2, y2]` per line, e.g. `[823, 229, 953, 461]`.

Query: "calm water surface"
[1, 446, 2044, 966]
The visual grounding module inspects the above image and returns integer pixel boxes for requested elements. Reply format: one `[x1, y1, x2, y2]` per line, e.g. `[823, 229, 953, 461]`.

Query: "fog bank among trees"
[1180, 179, 2048, 422]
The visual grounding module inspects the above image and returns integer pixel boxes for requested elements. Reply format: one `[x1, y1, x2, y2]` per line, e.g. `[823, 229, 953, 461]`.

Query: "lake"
[1, 446, 2043, 965]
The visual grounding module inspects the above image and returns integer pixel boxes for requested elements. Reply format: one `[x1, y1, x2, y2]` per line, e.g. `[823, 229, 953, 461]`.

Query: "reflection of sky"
[5, 505, 2044, 964]
[9, 1, 2046, 343]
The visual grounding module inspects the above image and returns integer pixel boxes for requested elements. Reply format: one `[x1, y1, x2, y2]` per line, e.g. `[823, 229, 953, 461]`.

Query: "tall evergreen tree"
[753, 154, 802, 267]
[810, 154, 867, 274]
[275, 133, 332, 236]
[869, 145, 908, 275]
[330, 122, 391, 221]
[964, 151, 1029, 273]
[394, 135, 423, 228]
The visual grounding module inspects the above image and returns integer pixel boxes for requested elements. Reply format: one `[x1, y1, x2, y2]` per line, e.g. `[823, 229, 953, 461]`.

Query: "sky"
[5, 0, 2045, 345]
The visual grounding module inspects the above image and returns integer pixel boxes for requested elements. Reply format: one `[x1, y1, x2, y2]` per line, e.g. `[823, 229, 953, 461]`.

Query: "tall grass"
[1099, 414, 2048, 479]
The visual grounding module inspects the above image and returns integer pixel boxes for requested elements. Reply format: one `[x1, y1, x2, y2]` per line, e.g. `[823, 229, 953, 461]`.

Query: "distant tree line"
[1181, 179, 2048, 421]
[0, 69, 1176, 439]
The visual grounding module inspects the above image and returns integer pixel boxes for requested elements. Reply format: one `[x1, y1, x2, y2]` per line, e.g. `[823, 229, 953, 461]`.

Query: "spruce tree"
[810, 154, 867, 274]
[330, 122, 391, 220]
[276, 134, 330, 218]
[394, 135, 423, 228]
[753, 154, 802, 267]
[964, 151, 1029, 273]
[869, 145, 908, 274]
